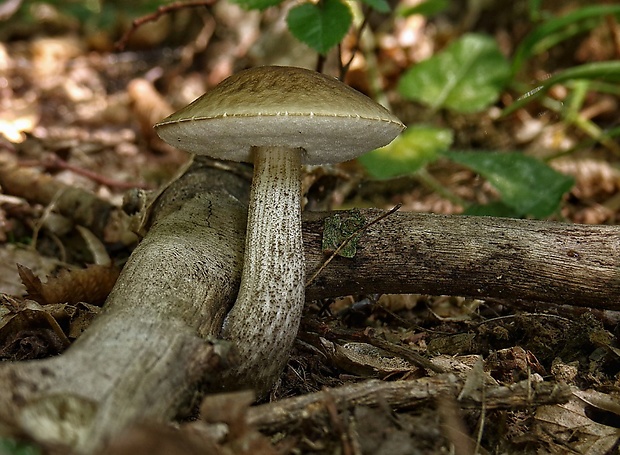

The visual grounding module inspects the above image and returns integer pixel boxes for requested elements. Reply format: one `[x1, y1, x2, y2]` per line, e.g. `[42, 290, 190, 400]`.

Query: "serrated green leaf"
[230, 0, 285, 10]
[358, 125, 452, 179]
[398, 34, 511, 113]
[286, 0, 352, 55]
[445, 151, 574, 218]
[359, 0, 390, 13]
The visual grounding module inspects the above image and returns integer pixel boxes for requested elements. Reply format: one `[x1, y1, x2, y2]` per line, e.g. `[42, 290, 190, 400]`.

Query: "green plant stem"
[570, 116, 620, 156]
[564, 80, 588, 119]
[541, 82, 620, 157]
[562, 81, 615, 151]
[414, 167, 469, 208]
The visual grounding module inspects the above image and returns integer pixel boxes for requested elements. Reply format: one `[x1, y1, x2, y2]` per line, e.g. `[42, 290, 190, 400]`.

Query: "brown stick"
[0, 160, 616, 453]
[246, 376, 571, 433]
[303, 210, 620, 310]
[0, 159, 249, 453]
[3, 154, 617, 309]
[0, 158, 114, 237]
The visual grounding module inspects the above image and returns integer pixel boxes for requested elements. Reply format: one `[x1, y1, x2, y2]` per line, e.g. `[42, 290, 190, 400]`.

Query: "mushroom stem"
[221, 146, 305, 395]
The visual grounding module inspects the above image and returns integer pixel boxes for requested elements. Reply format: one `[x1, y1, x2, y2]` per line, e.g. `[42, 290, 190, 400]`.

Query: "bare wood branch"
[246, 376, 572, 433]
[115, 0, 216, 51]
[0, 158, 116, 237]
[305, 204, 401, 287]
[0, 160, 616, 453]
[0, 159, 249, 453]
[304, 210, 620, 310]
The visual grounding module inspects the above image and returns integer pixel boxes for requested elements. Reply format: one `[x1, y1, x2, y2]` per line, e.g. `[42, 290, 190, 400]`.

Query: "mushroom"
[154, 66, 404, 396]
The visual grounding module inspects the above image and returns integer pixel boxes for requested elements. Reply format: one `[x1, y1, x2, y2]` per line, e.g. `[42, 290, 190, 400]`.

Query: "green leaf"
[322, 210, 366, 258]
[504, 61, 620, 115]
[399, 0, 449, 17]
[527, 0, 545, 21]
[287, 0, 352, 55]
[358, 125, 452, 179]
[230, 0, 285, 10]
[445, 151, 574, 218]
[0, 438, 41, 455]
[359, 0, 390, 13]
[398, 34, 511, 113]
[512, 5, 620, 74]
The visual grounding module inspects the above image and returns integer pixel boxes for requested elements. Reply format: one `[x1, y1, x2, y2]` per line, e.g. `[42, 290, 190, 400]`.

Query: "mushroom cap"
[154, 66, 405, 165]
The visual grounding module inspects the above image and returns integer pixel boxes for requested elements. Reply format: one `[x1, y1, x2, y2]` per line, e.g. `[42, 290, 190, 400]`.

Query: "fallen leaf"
[320, 338, 418, 378]
[0, 296, 70, 360]
[18, 263, 120, 306]
[535, 390, 620, 454]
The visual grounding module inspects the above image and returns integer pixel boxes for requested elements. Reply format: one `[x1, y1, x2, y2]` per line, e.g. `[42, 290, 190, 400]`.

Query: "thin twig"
[247, 377, 572, 432]
[305, 204, 402, 287]
[115, 0, 216, 51]
[315, 53, 327, 74]
[24, 155, 152, 190]
[339, 7, 371, 80]
[365, 330, 446, 374]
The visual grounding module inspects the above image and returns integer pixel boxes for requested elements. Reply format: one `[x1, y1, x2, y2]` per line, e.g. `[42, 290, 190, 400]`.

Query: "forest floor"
[1, 1, 620, 454]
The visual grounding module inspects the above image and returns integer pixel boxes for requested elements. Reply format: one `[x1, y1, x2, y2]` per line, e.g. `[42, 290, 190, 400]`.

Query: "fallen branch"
[0, 157, 116, 238]
[304, 210, 620, 310]
[246, 376, 572, 433]
[0, 159, 249, 453]
[0, 159, 617, 453]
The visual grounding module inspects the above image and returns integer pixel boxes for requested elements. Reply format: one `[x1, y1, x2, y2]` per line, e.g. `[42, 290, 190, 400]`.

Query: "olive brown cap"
[154, 66, 404, 165]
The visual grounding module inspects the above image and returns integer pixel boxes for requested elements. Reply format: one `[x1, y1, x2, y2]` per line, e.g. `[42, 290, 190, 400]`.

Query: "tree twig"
[246, 376, 572, 433]
[115, 0, 217, 51]
[303, 210, 620, 310]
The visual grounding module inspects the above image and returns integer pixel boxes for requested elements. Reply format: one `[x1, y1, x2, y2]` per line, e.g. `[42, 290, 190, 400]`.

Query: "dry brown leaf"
[16, 264, 46, 304]
[485, 346, 546, 383]
[0, 296, 70, 360]
[199, 391, 279, 455]
[66, 301, 100, 339]
[104, 391, 279, 455]
[127, 78, 186, 161]
[99, 422, 217, 455]
[574, 389, 620, 426]
[18, 263, 120, 306]
[535, 390, 620, 454]
[377, 294, 421, 312]
[127, 78, 173, 140]
[320, 338, 418, 378]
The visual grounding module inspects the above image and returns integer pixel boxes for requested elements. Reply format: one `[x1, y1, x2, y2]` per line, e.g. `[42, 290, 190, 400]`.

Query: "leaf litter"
[0, 1, 619, 454]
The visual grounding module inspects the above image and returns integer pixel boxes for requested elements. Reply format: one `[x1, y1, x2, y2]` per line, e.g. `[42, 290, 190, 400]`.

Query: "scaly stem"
[221, 146, 305, 396]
